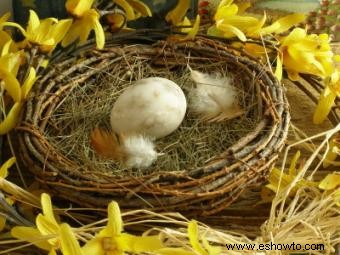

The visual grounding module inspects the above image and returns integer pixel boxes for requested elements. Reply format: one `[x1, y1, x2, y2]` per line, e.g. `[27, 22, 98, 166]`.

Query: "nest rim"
[16, 34, 290, 216]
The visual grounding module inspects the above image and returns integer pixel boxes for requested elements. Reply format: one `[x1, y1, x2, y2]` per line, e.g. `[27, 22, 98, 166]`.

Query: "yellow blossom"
[163, 0, 199, 41]
[0, 13, 17, 53]
[0, 51, 22, 102]
[0, 31, 17, 54]
[266, 151, 318, 195]
[313, 70, 339, 124]
[0, 12, 10, 28]
[105, 0, 151, 31]
[66, 0, 95, 17]
[157, 220, 220, 255]
[319, 173, 340, 190]
[25, 10, 72, 53]
[0, 45, 36, 135]
[186, 16, 201, 40]
[81, 201, 164, 255]
[106, 12, 126, 32]
[5, 10, 72, 54]
[0, 60, 37, 134]
[259, 13, 305, 36]
[187, 220, 220, 255]
[319, 172, 340, 206]
[169, 15, 200, 41]
[63, 0, 105, 49]
[125, 0, 152, 18]
[21, 67, 38, 99]
[0, 157, 16, 232]
[208, 0, 261, 41]
[0, 157, 15, 178]
[322, 134, 340, 167]
[276, 28, 335, 81]
[159, 0, 200, 41]
[0, 103, 23, 135]
[166, 0, 191, 25]
[208, 0, 304, 42]
[232, 42, 272, 60]
[156, 248, 194, 255]
[11, 193, 82, 255]
[113, 0, 152, 21]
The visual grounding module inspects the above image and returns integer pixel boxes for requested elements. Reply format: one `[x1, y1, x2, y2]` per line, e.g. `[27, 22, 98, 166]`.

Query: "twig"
[0, 191, 33, 227]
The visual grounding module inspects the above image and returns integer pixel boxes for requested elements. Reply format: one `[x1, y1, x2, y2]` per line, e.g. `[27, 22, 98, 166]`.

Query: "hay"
[1, 146, 339, 255]
[47, 53, 258, 176]
[17, 37, 289, 213]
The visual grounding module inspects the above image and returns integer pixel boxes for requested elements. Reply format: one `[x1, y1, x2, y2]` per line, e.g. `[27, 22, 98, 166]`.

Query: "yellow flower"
[319, 172, 340, 207]
[0, 31, 16, 54]
[232, 42, 272, 60]
[106, 12, 126, 32]
[208, 0, 265, 42]
[0, 57, 37, 134]
[319, 173, 340, 190]
[0, 44, 37, 134]
[0, 50, 21, 134]
[0, 12, 10, 28]
[66, 0, 95, 17]
[313, 70, 339, 124]
[266, 151, 319, 195]
[322, 134, 340, 168]
[169, 15, 200, 41]
[11, 193, 82, 255]
[0, 103, 23, 135]
[162, 0, 199, 41]
[208, 0, 304, 42]
[25, 10, 72, 53]
[81, 201, 164, 255]
[157, 220, 220, 255]
[0, 13, 18, 53]
[0, 51, 22, 102]
[0, 157, 16, 232]
[63, 0, 105, 49]
[276, 28, 335, 81]
[5, 10, 72, 54]
[105, 0, 151, 32]
[113, 0, 152, 21]
[259, 13, 305, 36]
[187, 220, 220, 255]
[0, 157, 15, 178]
[166, 0, 191, 25]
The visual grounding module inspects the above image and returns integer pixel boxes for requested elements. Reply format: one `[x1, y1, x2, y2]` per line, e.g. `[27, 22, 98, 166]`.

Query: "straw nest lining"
[17, 35, 289, 215]
[44, 47, 256, 176]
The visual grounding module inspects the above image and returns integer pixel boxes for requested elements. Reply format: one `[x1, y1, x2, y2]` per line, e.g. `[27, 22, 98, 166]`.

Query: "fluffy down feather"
[90, 128, 157, 168]
[122, 135, 158, 168]
[188, 67, 244, 122]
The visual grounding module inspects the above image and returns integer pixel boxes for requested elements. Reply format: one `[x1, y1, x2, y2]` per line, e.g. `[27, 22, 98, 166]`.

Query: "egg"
[110, 77, 187, 139]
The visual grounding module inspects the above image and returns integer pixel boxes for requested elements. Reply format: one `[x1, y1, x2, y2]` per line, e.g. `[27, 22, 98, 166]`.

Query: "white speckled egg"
[110, 77, 187, 139]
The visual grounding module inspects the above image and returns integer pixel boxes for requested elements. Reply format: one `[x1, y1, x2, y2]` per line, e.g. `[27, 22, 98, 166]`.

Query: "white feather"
[188, 67, 243, 121]
[122, 135, 158, 168]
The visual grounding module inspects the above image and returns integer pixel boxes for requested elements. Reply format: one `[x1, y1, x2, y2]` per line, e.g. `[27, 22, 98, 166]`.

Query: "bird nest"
[16, 34, 289, 215]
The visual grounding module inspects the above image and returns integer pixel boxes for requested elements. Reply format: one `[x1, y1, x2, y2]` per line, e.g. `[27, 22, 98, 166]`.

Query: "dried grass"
[46, 56, 258, 176]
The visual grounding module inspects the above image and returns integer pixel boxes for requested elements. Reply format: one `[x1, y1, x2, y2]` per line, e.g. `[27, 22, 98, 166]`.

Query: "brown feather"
[90, 128, 125, 161]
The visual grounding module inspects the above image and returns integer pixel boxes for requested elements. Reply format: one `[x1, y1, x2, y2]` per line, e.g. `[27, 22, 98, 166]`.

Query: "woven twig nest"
[17, 34, 289, 215]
